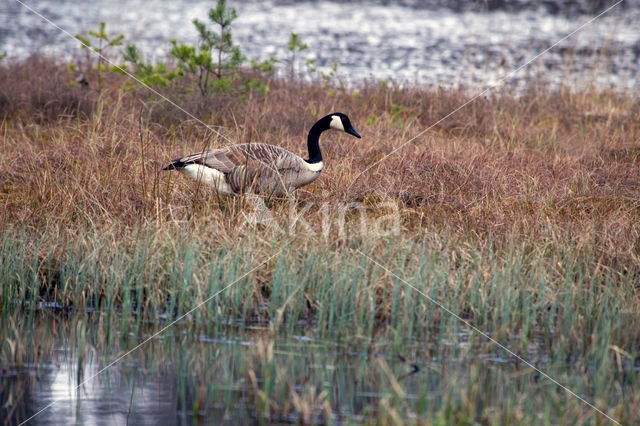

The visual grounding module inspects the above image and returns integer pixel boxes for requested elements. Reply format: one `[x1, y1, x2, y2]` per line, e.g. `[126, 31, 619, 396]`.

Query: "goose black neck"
[306, 120, 326, 163]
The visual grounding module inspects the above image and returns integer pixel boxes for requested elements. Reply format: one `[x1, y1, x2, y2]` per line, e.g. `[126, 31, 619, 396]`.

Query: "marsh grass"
[1, 228, 639, 423]
[2, 294, 638, 424]
[1, 56, 639, 423]
[1, 60, 638, 255]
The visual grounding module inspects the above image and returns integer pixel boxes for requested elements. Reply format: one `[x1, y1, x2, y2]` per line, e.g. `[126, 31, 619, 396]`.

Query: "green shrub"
[169, 0, 245, 95]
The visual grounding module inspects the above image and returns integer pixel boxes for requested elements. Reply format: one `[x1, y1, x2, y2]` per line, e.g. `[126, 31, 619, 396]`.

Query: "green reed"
[1, 227, 639, 423]
[3, 311, 638, 424]
[1, 229, 638, 345]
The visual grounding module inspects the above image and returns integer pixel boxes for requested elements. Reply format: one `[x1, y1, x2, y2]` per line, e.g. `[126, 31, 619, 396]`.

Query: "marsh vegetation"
[1, 4, 639, 423]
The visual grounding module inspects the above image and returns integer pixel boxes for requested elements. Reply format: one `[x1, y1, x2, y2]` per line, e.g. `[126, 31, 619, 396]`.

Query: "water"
[2, 314, 553, 425]
[1, 0, 639, 90]
[2, 234, 638, 424]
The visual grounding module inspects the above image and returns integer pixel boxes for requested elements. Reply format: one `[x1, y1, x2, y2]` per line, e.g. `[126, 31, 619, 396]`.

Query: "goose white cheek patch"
[330, 115, 345, 131]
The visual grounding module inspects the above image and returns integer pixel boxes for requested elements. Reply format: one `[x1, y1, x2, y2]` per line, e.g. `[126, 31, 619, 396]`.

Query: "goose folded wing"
[177, 149, 237, 173]
[226, 143, 302, 170]
[175, 144, 298, 176]
[228, 144, 287, 163]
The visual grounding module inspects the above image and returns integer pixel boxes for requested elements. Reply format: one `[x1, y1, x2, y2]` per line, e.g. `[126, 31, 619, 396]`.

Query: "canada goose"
[163, 113, 361, 196]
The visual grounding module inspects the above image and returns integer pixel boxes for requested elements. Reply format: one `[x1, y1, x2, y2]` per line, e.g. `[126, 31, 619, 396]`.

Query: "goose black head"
[327, 112, 362, 139]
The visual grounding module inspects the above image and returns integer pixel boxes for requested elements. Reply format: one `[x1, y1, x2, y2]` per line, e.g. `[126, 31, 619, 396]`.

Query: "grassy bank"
[2, 57, 639, 244]
[1, 55, 639, 423]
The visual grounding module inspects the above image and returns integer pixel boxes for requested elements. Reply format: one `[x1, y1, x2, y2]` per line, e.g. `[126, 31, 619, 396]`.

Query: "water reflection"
[12, 361, 180, 425]
[2, 310, 637, 424]
[0, 314, 517, 425]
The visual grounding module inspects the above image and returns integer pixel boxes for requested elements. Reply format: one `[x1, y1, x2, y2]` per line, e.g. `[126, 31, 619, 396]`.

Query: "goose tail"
[163, 159, 186, 171]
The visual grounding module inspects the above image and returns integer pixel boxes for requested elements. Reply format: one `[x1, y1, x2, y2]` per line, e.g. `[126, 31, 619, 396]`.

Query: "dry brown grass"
[1, 56, 640, 425]
[0, 56, 639, 266]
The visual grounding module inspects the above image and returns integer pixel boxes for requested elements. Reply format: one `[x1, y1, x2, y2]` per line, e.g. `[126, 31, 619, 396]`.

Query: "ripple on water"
[0, 1, 638, 88]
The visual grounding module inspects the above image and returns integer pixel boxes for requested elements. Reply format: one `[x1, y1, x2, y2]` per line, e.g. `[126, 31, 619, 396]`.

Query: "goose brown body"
[163, 112, 361, 196]
[167, 143, 323, 196]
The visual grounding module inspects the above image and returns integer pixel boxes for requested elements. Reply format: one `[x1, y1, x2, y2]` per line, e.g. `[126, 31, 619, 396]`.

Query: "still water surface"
[4, 314, 546, 425]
